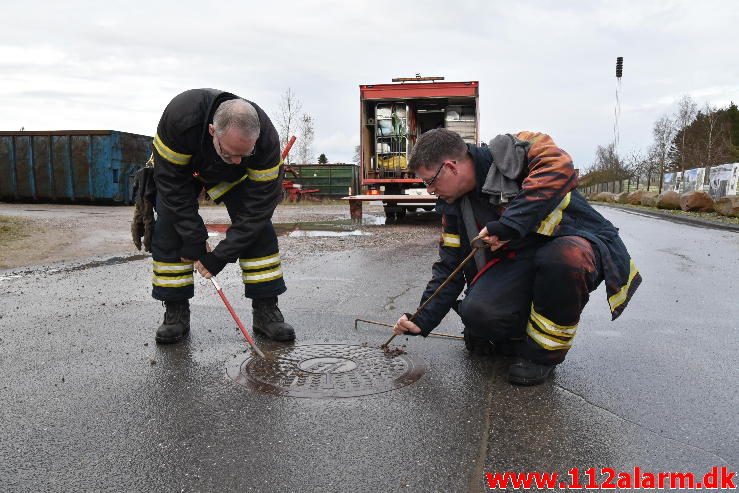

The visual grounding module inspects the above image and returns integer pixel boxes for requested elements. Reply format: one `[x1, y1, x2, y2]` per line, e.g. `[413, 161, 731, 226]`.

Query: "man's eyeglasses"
[214, 134, 255, 161]
[421, 161, 452, 187]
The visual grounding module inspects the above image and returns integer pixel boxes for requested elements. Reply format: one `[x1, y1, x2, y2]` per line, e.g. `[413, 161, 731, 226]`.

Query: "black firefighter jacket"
[152, 88, 282, 276]
[412, 132, 642, 335]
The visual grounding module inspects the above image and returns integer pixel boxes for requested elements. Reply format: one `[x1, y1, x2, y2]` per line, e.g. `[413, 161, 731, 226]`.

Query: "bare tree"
[624, 148, 649, 191]
[594, 143, 626, 177]
[353, 145, 361, 163]
[296, 114, 315, 164]
[672, 95, 698, 173]
[704, 103, 720, 168]
[643, 146, 662, 191]
[276, 88, 302, 164]
[695, 103, 735, 187]
[578, 143, 629, 192]
[652, 115, 675, 192]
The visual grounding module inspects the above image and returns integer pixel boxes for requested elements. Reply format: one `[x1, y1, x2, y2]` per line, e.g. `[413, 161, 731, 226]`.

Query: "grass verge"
[0, 215, 29, 248]
[0, 215, 31, 267]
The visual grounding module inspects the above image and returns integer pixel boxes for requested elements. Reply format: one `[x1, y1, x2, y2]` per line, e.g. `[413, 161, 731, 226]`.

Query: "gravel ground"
[0, 201, 441, 271]
[3, 198, 734, 272]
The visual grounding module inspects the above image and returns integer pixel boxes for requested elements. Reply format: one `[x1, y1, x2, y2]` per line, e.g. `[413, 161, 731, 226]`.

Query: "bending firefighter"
[393, 129, 641, 385]
[132, 88, 294, 344]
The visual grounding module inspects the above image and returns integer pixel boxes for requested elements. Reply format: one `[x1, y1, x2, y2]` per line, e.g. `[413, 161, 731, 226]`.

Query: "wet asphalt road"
[0, 206, 737, 492]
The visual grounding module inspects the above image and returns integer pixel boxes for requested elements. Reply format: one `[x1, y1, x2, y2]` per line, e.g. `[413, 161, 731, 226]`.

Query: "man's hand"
[192, 260, 212, 279]
[477, 226, 509, 252]
[393, 314, 422, 336]
[182, 242, 212, 279]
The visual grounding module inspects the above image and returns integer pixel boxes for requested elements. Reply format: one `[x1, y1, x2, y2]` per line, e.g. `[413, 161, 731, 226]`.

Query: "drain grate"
[228, 344, 425, 398]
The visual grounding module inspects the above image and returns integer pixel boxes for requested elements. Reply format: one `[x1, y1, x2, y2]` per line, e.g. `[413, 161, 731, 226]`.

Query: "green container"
[290, 164, 360, 197]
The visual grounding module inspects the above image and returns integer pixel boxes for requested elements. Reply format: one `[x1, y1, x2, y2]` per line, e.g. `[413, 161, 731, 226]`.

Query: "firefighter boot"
[507, 359, 556, 386]
[252, 297, 295, 342]
[155, 300, 191, 344]
[463, 330, 496, 356]
[463, 329, 518, 357]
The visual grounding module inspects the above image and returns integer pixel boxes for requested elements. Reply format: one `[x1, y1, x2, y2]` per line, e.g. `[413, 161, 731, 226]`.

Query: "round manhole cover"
[227, 344, 425, 398]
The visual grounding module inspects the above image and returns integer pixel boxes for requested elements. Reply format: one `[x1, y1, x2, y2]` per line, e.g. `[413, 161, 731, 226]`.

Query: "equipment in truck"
[348, 76, 480, 220]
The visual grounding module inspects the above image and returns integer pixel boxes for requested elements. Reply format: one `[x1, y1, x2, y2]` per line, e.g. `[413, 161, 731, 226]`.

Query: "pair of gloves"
[130, 166, 156, 252]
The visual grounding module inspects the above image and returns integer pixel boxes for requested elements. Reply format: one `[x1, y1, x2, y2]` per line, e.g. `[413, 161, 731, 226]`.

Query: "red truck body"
[359, 79, 480, 205]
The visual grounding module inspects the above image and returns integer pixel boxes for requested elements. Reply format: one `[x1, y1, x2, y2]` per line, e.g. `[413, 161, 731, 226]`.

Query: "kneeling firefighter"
[393, 129, 642, 385]
[131, 88, 294, 344]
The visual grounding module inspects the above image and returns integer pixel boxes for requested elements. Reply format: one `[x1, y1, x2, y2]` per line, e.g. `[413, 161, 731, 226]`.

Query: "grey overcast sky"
[2, 0, 737, 169]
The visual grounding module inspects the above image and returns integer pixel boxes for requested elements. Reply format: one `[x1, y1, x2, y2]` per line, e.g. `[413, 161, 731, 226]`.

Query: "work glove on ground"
[131, 166, 156, 252]
[131, 199, 154, 251]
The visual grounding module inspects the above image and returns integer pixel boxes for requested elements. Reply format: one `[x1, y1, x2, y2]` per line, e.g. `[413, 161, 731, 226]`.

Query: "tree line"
[580, 97, 739, 191]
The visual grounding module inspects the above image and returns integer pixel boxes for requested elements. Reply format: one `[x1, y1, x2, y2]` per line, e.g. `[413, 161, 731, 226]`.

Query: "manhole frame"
[226, 343, 426, 399]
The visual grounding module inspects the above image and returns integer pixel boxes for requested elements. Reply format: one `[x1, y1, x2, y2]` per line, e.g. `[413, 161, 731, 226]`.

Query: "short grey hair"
[408, 128, 467, 171]
[213, 99, 260, 139]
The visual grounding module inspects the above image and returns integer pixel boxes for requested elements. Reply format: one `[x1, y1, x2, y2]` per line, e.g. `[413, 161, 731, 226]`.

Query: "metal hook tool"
[381, 234, 507, 348]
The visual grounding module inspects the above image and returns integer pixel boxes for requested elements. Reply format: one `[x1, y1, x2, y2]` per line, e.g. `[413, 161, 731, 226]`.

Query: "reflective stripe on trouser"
[240, 251, 286, 299]
[518, 236, 601, 365]
[219, 186, 287, 300]
[236, 230, 286, 299]
[526, 304, 578, 351]
[152, 260, 194, 299]
[150, 195, 199, 301]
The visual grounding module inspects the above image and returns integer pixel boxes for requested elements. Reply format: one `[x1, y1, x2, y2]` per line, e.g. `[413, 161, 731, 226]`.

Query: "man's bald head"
[213, 99, 260, 140]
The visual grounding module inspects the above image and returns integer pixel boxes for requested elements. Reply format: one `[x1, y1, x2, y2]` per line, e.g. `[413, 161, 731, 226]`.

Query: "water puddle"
[2, 254, 150, 279]
[47, 255, 150, 274]
[205, 211, 437, 237]
[274, 219, 374, 235]
[362, 215, 386, 225]
[207, 218, 382, 237]
[288, 230, 370, 238]
[280, 220, 373, 238]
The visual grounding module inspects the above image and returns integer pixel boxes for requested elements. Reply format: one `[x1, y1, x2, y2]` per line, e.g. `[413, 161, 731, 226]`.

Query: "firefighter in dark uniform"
[393, 129, 641, 385]
[132, 88, 294, 344]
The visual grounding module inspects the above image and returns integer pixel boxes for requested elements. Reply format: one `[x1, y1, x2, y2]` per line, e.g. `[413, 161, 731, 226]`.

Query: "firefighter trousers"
[458, 236, 602, 365]
[150, 196, 286, 302]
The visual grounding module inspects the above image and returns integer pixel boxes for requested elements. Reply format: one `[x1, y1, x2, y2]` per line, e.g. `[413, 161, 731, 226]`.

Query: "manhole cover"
[227, 344, 425, 398]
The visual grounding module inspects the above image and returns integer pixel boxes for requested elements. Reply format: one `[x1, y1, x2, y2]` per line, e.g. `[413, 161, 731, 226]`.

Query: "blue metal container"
[0, 130, 151, 204]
